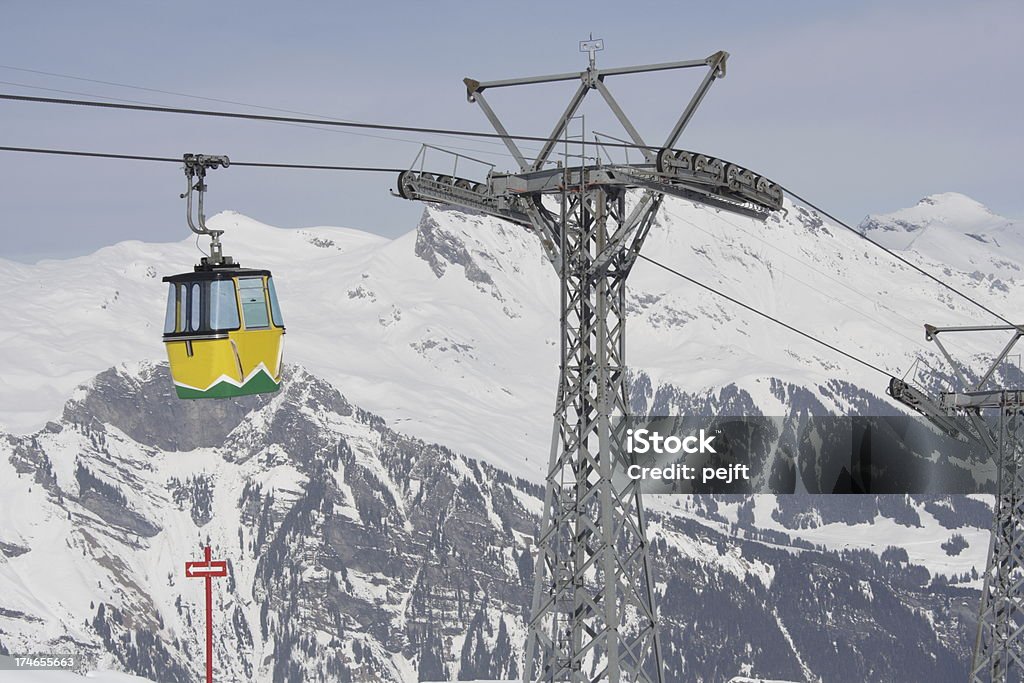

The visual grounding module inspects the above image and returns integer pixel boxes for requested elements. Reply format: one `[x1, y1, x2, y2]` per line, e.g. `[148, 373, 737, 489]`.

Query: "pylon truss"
[890, 323, 1024, 683]
[394, 46, 782, 682]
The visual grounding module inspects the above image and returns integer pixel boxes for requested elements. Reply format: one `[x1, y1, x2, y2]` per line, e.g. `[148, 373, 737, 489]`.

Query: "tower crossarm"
[395, 147, 783, 276]
[941, 390, 1024, 410]
[464, 53, 724, 172]
[891, 323, 1024, 463]
[610, 165, 775, 220]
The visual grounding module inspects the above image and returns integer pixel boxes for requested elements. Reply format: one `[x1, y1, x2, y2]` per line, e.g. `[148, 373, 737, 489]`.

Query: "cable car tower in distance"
[395, 41, 782, 682]
[890, 324, 1024, 683]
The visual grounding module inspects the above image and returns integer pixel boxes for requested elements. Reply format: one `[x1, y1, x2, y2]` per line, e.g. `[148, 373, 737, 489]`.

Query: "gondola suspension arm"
[181, 153, 231, 266]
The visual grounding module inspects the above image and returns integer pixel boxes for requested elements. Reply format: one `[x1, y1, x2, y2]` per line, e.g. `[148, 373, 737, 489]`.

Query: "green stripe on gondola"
[173, 368, 281, 399]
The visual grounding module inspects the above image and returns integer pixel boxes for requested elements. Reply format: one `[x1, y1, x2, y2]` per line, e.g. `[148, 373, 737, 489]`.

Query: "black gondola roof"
[163, 263, 272, 283]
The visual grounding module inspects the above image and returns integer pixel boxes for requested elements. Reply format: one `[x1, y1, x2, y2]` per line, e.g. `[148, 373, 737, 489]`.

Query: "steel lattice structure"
[890, 324, 1024, 682]
[395, 44, 781, 682]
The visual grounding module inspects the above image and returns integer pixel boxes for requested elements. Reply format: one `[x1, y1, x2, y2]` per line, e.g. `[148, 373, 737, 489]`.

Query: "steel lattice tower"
[890, 324, 1024, 682]
[527, 181, 665, 682]
[976, 406, 1024, 683]
[395, 42, 782, 681]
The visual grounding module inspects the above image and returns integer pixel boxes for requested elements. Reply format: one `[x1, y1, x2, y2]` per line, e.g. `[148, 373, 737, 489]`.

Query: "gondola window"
[238, 277, 269, 329]
[210, 280, 240, 330]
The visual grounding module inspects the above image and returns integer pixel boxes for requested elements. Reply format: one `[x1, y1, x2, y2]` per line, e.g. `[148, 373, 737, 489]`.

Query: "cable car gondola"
[162, 154, 285, 399]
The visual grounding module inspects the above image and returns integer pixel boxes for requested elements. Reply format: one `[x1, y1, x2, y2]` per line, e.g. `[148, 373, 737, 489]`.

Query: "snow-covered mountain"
[0, 363, 991, 682]
[860, 192, 1023, 282]
[2, 192, 1020, 480]
[1, 190, 1020, 681]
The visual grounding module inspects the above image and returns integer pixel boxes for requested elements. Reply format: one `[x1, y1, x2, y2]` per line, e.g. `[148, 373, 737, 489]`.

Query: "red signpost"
[185, 546, 228, 683]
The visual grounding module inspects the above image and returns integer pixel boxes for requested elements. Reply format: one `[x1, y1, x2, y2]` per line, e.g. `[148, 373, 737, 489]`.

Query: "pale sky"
[0, 0, 1021, 261]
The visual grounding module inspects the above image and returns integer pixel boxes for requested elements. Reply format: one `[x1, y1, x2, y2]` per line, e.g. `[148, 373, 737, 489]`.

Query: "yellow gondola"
[162, 153, 285, 399]
[163, 265, 284, 399]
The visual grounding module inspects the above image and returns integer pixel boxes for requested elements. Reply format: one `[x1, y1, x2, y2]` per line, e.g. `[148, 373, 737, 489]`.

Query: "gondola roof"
[162, 264, 273, 283]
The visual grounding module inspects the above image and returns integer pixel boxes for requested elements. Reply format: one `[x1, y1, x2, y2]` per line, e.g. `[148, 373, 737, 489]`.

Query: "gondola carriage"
[162, 154, 285, 399]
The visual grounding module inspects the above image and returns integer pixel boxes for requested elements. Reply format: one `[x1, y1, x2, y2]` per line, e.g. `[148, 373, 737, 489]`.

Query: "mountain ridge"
[2, 191, 1020, 484]
[0, 361, 991, 682]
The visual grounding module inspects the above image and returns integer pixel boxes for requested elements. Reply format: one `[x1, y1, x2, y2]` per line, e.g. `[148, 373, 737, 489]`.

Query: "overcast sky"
[0, 1, 1020, 262]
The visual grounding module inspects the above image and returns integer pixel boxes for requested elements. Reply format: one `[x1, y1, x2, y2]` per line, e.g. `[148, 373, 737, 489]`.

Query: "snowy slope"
[649, 493, 990, 585]
[2, 192, 1020, 483]
[0, 366, 986, 682]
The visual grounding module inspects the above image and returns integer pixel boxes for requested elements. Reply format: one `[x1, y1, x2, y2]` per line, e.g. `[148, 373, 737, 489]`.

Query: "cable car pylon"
[890, 324, 1024, 682]
[394, 41, 782, 682]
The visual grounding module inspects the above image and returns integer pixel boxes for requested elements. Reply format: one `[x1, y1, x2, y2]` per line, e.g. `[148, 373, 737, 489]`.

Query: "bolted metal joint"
[706, 50, 729, 78]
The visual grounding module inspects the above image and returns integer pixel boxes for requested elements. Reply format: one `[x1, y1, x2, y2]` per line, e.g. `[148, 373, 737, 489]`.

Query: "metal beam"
[531, 81, 591, 172]
[662, 51, 728, 150]
[976, 331, 1023, 391]
[471, 58, 710, 92]
[943, 390, 1024, 410]
[593, 79, 655, 164]
[465, 88, 530, 172]
[928, 324, 1023, 334]
[589, 191, 659, 276]
[595, 57, 714, 78]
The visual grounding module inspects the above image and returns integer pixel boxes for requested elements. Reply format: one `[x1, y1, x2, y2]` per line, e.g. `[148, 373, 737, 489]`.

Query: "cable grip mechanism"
[181, 153, 232, 267]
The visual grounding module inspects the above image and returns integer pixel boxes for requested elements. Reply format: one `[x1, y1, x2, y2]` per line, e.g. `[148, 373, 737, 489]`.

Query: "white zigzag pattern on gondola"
[172, 362, 279, 392]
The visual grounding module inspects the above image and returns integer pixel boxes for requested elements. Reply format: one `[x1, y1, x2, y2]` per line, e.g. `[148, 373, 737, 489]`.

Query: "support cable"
[0, 79, 538, 163]
[636, 252, 892, 377]
[663, 203, 942, 356]
[0, 129, 1012, 333]
[0, 87, 552, 163]
[669, 204, 982, 363]
[782, 186, 1014, 326]
[0, 92, 647, 151]
[0, 145, 403, 172]
[0, 63, 546, 157]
